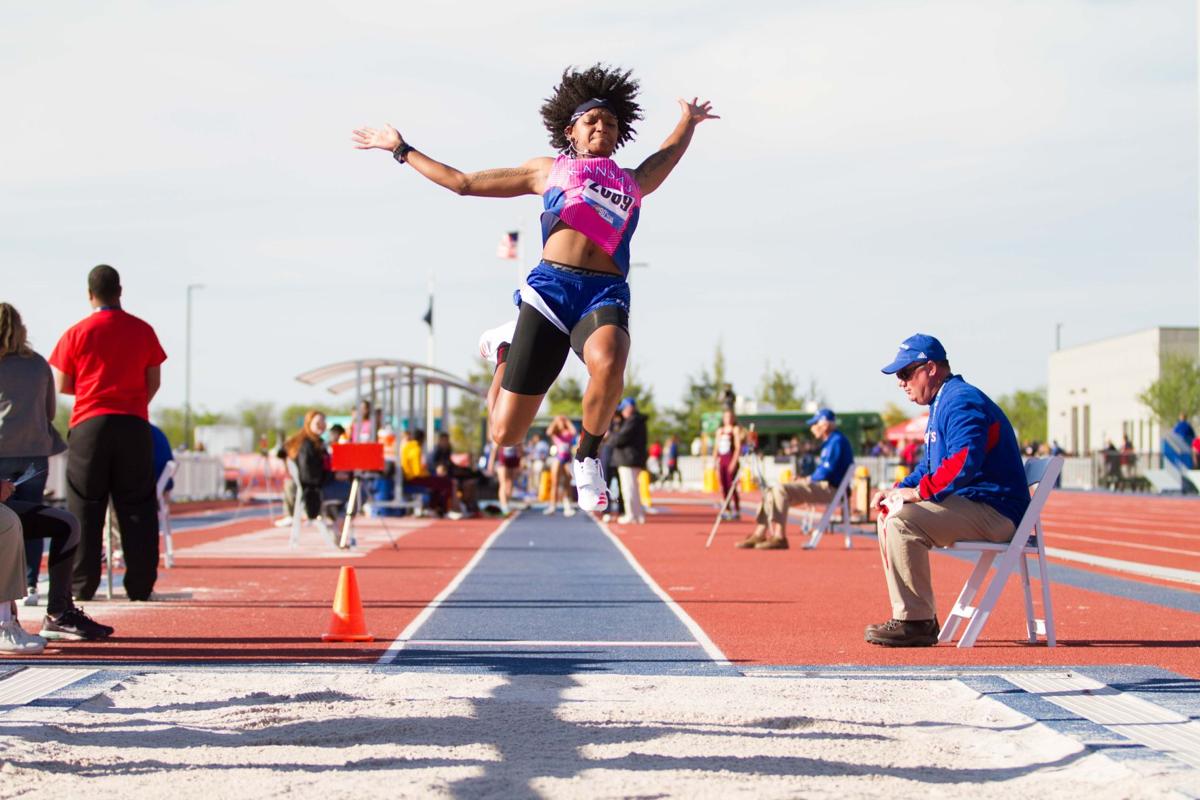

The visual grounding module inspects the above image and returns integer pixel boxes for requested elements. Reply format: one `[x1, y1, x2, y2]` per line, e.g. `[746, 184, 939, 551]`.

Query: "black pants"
[67, 414, 159, 600]
[16, 505, 79, 617]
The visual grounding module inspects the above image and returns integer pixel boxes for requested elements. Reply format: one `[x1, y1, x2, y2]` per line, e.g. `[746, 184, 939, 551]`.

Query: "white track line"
[376, 512, 520, 664]
[595, 518, 731, 666]
[1044, 547, 1200, 585]
[402, 640, 702, 647]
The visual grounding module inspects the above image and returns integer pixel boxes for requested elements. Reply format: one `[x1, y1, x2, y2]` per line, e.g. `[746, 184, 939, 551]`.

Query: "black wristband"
[392, 142, 414, 164]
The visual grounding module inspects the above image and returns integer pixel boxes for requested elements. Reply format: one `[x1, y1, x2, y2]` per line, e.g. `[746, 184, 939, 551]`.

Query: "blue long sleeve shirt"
[897, 375, 1029, 528]
[811, 429, 853, 485]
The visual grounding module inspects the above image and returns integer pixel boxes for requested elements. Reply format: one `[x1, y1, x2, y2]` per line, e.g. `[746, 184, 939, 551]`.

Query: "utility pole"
[185, 283, 205, 449]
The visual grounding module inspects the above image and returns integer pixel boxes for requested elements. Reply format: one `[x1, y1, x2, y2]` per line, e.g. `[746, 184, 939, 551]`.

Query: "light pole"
[185, 283, 205, 449]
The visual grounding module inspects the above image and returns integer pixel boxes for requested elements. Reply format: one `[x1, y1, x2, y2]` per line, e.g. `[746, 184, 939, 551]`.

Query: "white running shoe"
[478, 320, 518, 365]
[563, 503, 576, 517]
[23, 589, 39, 607]
[542, 504, 556, 515]
[572, 457, 609, 513]
[0, 619, 46, 655]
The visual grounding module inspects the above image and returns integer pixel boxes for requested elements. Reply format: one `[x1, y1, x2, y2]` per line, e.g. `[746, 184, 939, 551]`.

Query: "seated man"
[400, 429, 458, 518]
[738, 408, 852, 550]
[866, 334, 1029, 647]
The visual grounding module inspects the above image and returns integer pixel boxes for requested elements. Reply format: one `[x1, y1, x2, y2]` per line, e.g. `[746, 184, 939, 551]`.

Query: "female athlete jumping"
[352, 64, 717, 512]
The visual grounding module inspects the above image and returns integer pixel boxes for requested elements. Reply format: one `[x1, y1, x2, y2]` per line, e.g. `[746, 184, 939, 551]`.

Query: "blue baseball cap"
[806, 408, 836, 425]
[881, 333, 947, 374]
[617, 397, 637, 411]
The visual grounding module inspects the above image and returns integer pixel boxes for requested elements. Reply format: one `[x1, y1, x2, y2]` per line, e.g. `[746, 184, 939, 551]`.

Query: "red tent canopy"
[885, 413, 929, 443]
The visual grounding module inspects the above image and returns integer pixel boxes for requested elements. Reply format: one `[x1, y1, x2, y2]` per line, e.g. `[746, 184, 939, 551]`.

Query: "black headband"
[569, 98, 615, 124]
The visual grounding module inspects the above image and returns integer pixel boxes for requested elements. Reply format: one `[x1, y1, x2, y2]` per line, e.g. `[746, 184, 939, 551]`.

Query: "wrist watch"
[392, 142, 415, 164]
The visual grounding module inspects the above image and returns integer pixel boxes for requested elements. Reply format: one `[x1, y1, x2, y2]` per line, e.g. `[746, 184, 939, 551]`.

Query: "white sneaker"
[572, 457, 609, 513]
[563, 504, 576, 517]
[478, 320, 518, 365]
[274, 516, 293, 527]
[23, 589, 38, 607]
[0, 619, 46, 655]
[542, 504, 556, 515]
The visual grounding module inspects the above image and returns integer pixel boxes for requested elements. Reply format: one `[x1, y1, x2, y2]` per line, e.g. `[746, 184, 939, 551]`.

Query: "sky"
[2, 0, 1196, 423]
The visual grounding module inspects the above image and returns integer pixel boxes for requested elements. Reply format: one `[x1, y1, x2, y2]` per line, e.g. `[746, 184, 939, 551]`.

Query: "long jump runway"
[2, 504, 1200, 797]
[380, 511, 732, 676]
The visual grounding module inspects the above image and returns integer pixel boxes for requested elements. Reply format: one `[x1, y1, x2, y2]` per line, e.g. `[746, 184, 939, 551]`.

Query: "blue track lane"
[385, 511, 738, 676]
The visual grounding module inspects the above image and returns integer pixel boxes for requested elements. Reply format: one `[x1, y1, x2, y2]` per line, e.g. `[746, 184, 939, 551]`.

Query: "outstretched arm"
[351, 123, 550, 197]
[632, 98, 719, 196]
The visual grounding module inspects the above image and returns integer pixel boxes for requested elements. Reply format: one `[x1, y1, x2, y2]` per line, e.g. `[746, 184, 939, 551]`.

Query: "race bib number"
[582, 180, 634, 229]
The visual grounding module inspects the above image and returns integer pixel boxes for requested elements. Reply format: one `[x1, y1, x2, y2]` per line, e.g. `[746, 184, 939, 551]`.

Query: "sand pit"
[0, 668, 1192, 798]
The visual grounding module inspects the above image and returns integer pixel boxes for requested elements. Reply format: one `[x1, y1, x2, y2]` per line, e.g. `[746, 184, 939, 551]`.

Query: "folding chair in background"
[937, 455, 1064, 648]
[156, 460, 177, 568]
[801, 465, 856, 550]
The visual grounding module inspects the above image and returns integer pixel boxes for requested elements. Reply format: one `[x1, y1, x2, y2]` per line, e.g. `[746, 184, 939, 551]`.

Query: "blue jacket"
[811, 429, 853, 486]
[897, 375, 1029, 528]
[1173, 419, 1195, 444]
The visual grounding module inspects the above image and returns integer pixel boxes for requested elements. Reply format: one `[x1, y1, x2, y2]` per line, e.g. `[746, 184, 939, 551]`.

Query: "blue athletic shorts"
[512, 260, 631, 334]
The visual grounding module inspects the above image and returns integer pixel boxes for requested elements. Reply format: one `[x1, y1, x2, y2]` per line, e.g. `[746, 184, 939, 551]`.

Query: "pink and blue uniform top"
[541, 154, 642, 276]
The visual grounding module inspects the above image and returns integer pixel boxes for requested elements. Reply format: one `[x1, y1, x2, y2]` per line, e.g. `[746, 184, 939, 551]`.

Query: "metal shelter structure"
[295, 359, 486, 438]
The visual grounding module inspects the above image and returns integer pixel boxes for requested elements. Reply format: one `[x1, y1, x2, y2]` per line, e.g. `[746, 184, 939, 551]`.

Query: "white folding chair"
[938, 455, 1063, 648]
[801, 465, 856, 550]
[285, 459, 338, 549]
[156, 460, 177, 568]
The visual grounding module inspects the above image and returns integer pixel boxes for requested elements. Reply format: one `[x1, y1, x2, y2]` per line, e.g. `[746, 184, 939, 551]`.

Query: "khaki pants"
[617, 466, 645, 523]
[879, 494, 1014, 620]
[755, 479, 835, 533]
[0, 504, 27, 603]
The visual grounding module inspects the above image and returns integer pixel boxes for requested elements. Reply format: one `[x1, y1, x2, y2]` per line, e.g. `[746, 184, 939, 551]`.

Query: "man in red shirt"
[50, 265, 167, 601]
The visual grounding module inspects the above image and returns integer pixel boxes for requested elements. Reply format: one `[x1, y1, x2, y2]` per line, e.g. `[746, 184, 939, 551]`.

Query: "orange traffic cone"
[321, 566, 374, 642]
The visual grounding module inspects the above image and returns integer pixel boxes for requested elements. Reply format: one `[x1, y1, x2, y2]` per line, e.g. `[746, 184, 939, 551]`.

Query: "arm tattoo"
[638, 147, 677, 178]
[471, 167, 533, 181]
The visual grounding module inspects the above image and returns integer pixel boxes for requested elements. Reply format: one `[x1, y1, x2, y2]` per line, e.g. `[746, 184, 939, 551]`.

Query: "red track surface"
[26, 490, 1200, 678]
[615, 491, 1200, 677]
[33, 512, 497, 663]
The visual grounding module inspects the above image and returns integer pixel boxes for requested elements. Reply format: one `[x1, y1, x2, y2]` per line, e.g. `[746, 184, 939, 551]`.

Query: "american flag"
[496, 231, 519, 260]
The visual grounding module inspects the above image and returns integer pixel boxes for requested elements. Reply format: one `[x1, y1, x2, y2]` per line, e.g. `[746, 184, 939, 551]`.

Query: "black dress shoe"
[865, 618, 940, 647]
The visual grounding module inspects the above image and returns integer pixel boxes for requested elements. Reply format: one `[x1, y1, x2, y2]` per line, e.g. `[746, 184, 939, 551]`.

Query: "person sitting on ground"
[401, 429, 459, 518]
[866, 334, 1029, 647]
[284, 411, 332, 522]
[737, 408, 853, 551]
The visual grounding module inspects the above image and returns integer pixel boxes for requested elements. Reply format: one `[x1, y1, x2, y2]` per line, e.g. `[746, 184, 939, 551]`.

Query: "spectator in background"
[662, 434, 682, 487]
[713, 409, 744, 521]
[0, 302, 67, 606]
[738, 409, 852, 551]
[1172, 413, 1195, 469]
[284, 411, 331, 521]
[647, 440, 663, 483]
[611, 397, 648, 525]
[491, 443, 521, 516]
[401, 429, 459, 518]
[50, 265, 166, 602]
[350, 399, 374, 443]
[544, 416, 577, 517]
[150, 423, 174, 497]
[526, 433, 549, 502]
[432, 432, 480, 516]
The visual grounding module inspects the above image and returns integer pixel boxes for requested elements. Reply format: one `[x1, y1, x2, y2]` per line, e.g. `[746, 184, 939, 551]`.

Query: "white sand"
[0, 670, 1192, 799]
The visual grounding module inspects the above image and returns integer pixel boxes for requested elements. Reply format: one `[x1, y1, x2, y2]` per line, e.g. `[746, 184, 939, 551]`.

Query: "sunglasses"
[896, 361, 928, 382]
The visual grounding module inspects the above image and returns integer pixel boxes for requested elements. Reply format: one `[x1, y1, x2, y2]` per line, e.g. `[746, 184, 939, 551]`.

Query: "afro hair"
[540, 64, 643, 153]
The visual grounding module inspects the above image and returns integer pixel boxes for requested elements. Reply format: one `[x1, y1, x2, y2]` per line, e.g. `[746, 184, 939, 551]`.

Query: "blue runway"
[382, 511, 737, 676]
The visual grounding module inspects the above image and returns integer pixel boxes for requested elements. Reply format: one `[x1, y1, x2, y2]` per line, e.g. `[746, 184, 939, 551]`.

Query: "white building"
[1048, 327, 1198, 455]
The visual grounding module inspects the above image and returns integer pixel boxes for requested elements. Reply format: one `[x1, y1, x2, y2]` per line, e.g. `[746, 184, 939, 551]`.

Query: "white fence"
[44, 451, 226, 502]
